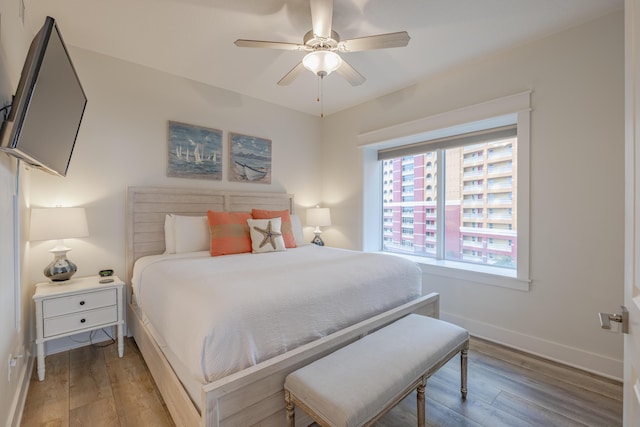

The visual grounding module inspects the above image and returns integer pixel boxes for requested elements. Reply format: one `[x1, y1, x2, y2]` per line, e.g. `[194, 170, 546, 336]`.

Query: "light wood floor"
[20, 338, 173, 427]
[20, 337, 622, 427]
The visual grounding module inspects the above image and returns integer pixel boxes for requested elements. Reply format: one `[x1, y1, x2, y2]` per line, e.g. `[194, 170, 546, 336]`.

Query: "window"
[360, 92, 530, 290]
[380, 131, 518, 274]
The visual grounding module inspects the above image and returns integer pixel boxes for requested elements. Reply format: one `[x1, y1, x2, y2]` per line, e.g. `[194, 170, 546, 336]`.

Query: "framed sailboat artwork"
[229, 132, 272, 184]
[167, 121, 223, 180]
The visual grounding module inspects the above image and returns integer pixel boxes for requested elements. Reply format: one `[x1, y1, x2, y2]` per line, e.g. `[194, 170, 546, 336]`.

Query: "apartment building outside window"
[380, 127, 518, 272]
[362, 92, 531, 290]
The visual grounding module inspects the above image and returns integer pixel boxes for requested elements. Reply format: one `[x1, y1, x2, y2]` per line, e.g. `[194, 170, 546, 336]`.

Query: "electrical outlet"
[7, 353, 22, 382]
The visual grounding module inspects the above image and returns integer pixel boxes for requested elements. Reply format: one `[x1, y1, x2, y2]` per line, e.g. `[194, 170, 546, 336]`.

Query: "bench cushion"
[285, 314, 468, 427]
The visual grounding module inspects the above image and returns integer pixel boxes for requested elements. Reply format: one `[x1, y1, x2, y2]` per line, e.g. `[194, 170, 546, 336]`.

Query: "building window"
[361, 92, 530, 290]
[380, 131, 518, 273]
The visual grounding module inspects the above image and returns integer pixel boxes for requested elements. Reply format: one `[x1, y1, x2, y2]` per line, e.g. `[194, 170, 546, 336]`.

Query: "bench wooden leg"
[461, 348, 468, 399]
[285, 390, 295, 427]
[417, 378, 426, 427]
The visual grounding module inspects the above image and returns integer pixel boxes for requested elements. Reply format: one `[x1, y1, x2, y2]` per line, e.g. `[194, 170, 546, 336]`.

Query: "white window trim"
[360, 91, 531, 291]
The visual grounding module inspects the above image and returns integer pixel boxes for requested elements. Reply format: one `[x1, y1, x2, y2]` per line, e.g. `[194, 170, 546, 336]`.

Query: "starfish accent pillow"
[247, 217, 286, 253]
[251, 209, 297, 248]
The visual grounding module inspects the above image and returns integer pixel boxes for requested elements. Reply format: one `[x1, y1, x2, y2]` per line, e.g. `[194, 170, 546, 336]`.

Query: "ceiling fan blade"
[336, 59, 366, 86]
[235, 39, 305, 51]
[278, 62, 306, 86]
[338, 31, 411, 52]
[310, 0, 333, 39]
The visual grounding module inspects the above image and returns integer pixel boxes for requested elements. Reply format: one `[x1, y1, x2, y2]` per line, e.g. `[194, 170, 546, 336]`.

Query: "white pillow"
[173, 215, 209, 253]
[164, 214, 176, 254]
[290, 213, 306, 246]
[247, 217, 286, 253]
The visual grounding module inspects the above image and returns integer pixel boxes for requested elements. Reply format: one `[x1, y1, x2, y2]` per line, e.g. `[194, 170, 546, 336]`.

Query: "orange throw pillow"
[207, 211, 253, 256]
[251, 209, 297, 248]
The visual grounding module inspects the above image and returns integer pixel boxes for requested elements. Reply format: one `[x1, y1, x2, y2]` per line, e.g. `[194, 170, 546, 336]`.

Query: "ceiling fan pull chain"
[315, 74, 324, 118]
[320, 75, 325, 118]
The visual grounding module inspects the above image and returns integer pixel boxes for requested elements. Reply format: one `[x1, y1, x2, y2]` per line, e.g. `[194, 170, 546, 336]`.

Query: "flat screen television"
[0, 16, 87, 177]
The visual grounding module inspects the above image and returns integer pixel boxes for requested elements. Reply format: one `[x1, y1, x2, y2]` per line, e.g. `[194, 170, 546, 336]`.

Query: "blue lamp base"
[44, 248, 77, 282]
[311, 232, 325, 246]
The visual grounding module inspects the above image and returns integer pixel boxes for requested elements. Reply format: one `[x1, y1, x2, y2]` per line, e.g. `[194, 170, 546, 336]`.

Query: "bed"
[125, 186, 440, 427]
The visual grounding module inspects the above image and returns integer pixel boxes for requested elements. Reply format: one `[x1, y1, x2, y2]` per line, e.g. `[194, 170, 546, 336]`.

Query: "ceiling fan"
[234, 0, 410, 87]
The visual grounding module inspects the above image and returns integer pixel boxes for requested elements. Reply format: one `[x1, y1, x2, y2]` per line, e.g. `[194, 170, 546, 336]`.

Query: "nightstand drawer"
[42, 288, 116, 318]
[43, 306, 118, 338]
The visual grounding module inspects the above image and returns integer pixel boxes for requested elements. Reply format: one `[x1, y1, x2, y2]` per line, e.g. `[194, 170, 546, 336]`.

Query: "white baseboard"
[7, 353, 34, 427]
[441, 311, 623, 381]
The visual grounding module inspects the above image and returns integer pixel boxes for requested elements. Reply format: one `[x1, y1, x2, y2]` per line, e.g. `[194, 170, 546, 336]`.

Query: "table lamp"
[30, 207, 89, 282]
[306, 206, 331, 246]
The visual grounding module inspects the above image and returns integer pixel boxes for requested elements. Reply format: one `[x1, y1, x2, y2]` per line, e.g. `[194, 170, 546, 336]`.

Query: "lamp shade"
[303, 51, 342, 77]
[30, 207, 89, 241]
[306, 207, 331, 227]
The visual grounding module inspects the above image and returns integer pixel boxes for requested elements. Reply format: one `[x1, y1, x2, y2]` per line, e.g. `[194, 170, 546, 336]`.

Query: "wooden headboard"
[126, 186, 294, 284]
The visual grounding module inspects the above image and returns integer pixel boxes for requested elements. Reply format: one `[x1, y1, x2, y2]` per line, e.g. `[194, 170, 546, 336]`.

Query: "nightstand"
[33, 275, 125, 381]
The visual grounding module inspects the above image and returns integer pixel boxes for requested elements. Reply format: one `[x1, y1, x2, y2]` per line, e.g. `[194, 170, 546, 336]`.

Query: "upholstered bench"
[284, 314, 469, 427]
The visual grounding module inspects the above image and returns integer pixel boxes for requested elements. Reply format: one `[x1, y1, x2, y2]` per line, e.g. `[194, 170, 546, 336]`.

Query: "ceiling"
[26, 0, 623, 116]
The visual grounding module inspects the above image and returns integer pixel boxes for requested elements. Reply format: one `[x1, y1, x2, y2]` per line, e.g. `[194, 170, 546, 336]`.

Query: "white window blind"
[378, 124, 517, 161]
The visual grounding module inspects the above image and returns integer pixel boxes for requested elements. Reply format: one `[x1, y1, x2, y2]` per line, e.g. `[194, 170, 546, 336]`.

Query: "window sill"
[383, 252, 530, 292]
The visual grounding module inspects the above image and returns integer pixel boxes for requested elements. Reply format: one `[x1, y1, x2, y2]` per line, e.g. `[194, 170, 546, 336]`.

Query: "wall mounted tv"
[0, 16, 87, 177]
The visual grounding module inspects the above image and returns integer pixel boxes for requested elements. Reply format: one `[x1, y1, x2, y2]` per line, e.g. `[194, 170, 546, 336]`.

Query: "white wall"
[321, 12, 625, 378]
[0, 2, 39, 424]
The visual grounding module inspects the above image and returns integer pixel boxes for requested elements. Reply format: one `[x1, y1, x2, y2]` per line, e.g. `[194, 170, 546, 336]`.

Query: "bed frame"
[125, 186, 440, 427]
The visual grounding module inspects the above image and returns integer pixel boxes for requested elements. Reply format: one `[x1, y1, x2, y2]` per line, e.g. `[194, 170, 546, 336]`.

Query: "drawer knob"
[79, 301, 85, 305]
[80, 318, 86, 323]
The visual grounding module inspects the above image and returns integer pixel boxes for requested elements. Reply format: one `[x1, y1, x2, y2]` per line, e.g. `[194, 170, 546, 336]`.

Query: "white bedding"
[132, 245, 421, 384]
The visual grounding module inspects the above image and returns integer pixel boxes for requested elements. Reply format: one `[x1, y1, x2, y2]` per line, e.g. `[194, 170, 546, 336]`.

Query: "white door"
[624, 0, 640, 425]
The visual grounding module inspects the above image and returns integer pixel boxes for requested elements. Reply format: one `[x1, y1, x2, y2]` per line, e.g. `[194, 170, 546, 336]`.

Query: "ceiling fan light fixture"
[303, 50, 342, 77]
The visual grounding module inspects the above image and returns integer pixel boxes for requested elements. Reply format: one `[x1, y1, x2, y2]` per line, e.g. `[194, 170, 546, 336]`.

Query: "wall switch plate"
[18, 0, 24, 25]
[7, 353, 13, 381]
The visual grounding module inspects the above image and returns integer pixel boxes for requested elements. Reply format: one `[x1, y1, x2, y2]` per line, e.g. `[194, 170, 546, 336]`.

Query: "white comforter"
[132, 245, 421, 384]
